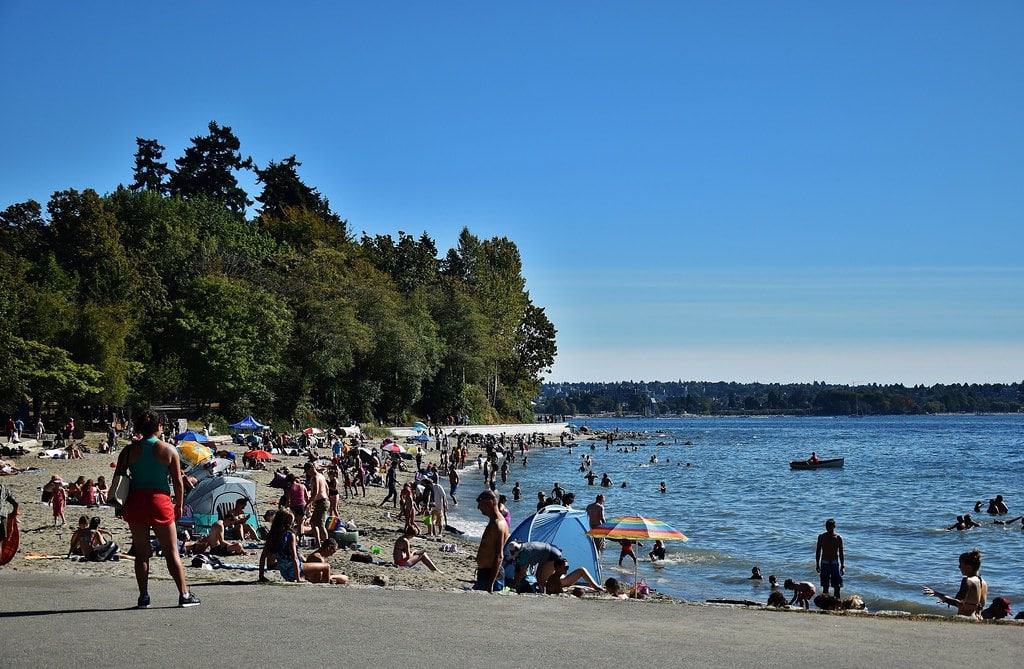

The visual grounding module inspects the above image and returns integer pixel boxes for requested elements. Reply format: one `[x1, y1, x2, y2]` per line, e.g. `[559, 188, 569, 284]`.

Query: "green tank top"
[129, 436, 171, 493]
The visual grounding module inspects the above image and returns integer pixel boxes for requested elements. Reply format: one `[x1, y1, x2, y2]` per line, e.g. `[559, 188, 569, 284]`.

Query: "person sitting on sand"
[80, 479, 98, 507]
[986, 495, 1008, 516]
[604, 577, 629, 600]
[767, 590, 788, 607]
[544, 556, 603, 594]
[259, 509, 303, 582]
[95, 476, 108, 505]
[79, 516, 119, 562]
[303, 538, 349, 584]
[923, 549, 988, 618]
[189, 520, 245, 557]
[68, 515, 89, 556]
[750, 565, 763, 580]
[223, 498, 259, 541]
[392, 526, 440, 572]
[784, 579, 816, 609]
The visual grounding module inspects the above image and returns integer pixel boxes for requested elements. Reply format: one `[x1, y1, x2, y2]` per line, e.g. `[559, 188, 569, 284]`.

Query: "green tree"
[168, 121, 253, 213]
[0, 199, 48, 258]
[130, 137, 170, 194]
[254, 155, 348, 241]
[176, 275, 292, 413]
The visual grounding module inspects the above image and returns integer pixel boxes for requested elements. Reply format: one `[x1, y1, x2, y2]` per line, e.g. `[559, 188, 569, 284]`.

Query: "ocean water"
[448, 415, 1024, 613]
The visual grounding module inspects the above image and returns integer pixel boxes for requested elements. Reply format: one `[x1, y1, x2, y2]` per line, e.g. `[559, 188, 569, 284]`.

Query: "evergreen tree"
[130, 138, 170, 194]
[168, 121, 253, 212]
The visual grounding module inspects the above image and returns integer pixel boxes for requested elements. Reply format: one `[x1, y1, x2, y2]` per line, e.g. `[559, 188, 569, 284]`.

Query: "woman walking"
[117, 409, 200, 608]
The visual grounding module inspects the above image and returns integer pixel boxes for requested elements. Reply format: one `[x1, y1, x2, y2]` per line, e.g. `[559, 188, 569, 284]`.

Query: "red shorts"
[122, 489, 175, 527]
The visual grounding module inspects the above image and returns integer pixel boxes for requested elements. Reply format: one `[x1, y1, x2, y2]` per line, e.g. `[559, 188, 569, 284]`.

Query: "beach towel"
[0, 514, 19, 565]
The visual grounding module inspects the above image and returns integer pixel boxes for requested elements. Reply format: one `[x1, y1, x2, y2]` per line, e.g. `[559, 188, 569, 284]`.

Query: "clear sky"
[2, 2, 1021, 384]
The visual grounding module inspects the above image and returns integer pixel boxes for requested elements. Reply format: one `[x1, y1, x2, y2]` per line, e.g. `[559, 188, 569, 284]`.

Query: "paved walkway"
[0, 573, 1017, 668]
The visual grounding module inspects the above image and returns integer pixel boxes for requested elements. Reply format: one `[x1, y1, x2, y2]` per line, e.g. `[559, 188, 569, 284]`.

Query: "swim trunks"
[819, 560, 842, 589]
[310, 499, 328, 528]
[122, 489, 175, 526]
[473, 568, 499, 592]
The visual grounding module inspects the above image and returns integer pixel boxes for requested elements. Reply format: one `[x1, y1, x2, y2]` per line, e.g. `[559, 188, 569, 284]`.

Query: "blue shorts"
[819, 560, 842, 590]
[279, 558, 303, 582]
[450, 483, 459, 495]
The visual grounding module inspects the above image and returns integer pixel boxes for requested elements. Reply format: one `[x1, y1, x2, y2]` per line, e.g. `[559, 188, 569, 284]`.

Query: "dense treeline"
[541, 381, 1024, 416]
[0, 122, 556, 425]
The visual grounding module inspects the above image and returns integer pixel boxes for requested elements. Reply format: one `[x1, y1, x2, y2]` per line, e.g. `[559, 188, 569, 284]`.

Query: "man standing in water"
[815, 518, 845, 599]
[474, 490, 509, 592]
[586, 494, 606, 552]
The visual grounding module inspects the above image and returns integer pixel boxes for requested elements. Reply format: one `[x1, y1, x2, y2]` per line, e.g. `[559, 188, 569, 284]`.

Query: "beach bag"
[109, 444, 133, 509]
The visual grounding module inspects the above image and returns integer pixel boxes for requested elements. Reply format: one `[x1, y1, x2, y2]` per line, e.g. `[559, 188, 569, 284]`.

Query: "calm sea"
[448, 415, 1024, 613]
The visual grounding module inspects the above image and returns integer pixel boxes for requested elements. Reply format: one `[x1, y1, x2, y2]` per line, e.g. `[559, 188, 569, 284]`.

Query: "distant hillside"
[539, 381, 1024, 416]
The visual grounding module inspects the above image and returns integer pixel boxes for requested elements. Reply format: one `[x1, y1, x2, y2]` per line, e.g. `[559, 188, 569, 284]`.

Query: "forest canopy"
[0, 121, 557, 425]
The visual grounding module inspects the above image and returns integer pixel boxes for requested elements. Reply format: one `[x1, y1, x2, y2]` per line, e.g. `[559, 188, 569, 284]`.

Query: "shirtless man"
[986, 495, 1009, 516]
[223, 498, 259, 541]
[305, 463, 329, 548]
[474, 490, 509, 592]
[304, 539, 349, 584]
[815, 518, 845, 598]
[585, 494, 606, 552]
[392, 526, 440, 572]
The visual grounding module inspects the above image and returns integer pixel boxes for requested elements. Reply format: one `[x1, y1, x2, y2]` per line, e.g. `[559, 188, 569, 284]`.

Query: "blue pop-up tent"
[504, 505, 602, 587]
[175, 430, 208, 443]
[229, 415, 266, 430]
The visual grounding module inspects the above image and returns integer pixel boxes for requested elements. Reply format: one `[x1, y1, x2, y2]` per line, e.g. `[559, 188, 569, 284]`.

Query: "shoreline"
[2, 430, 1020, 627]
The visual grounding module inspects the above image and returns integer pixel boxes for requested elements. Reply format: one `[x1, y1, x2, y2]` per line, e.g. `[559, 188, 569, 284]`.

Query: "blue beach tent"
[229, 415, 266, 431]
[504, 505, 602, 588]
[175, 430, 208, 443]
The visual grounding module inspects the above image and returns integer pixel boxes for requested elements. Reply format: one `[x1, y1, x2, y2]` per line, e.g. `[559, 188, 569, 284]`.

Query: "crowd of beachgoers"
[0, 412, 1021, 622]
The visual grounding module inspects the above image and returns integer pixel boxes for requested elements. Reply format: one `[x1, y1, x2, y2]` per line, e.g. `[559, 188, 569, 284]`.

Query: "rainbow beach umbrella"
[587, 515, 688, 542]
[588, 515, 687, 590]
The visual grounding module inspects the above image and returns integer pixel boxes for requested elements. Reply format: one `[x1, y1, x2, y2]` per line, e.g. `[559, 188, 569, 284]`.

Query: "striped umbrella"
[588, 515, 687, 592]
[587, 515, 688, 542]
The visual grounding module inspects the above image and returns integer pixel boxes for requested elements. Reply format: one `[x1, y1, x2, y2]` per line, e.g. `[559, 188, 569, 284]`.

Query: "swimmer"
[648, 539, 665, 562]
[659, 481, 666, 494]
[750, 565, 763, 580]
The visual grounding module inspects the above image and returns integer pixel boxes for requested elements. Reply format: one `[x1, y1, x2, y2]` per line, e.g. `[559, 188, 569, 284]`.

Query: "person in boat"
[986, 495, 1008, 516]
[808, 451, 820, 464]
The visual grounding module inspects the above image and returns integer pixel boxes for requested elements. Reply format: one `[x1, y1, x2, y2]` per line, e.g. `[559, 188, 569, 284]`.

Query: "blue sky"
[2, 2, 1021, 383]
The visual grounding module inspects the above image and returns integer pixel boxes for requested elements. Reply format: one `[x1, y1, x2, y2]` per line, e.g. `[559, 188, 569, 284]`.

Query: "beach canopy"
[412, 421, 428, 429]
[175, 430, 208, 443]
[413, 433, 430, 442]
[183, 475, 258, 532]
[229, 415, 266, 430]
[505, 505, 602, 588]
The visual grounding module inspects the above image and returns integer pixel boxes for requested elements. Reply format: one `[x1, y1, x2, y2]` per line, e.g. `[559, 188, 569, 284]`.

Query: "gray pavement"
[0, 573, 1018, 668]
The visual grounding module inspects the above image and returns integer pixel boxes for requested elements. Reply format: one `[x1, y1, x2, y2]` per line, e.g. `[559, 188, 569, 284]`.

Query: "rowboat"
[790, 457, 844, 470]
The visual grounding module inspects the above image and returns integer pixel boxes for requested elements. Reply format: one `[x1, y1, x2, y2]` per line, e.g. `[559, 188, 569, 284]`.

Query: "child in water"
[617, 539, 642, 566]
[648, 539, 666, 561]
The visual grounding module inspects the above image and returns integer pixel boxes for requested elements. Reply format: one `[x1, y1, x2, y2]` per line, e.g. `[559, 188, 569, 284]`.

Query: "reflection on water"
[449, 415, 1024, 614]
